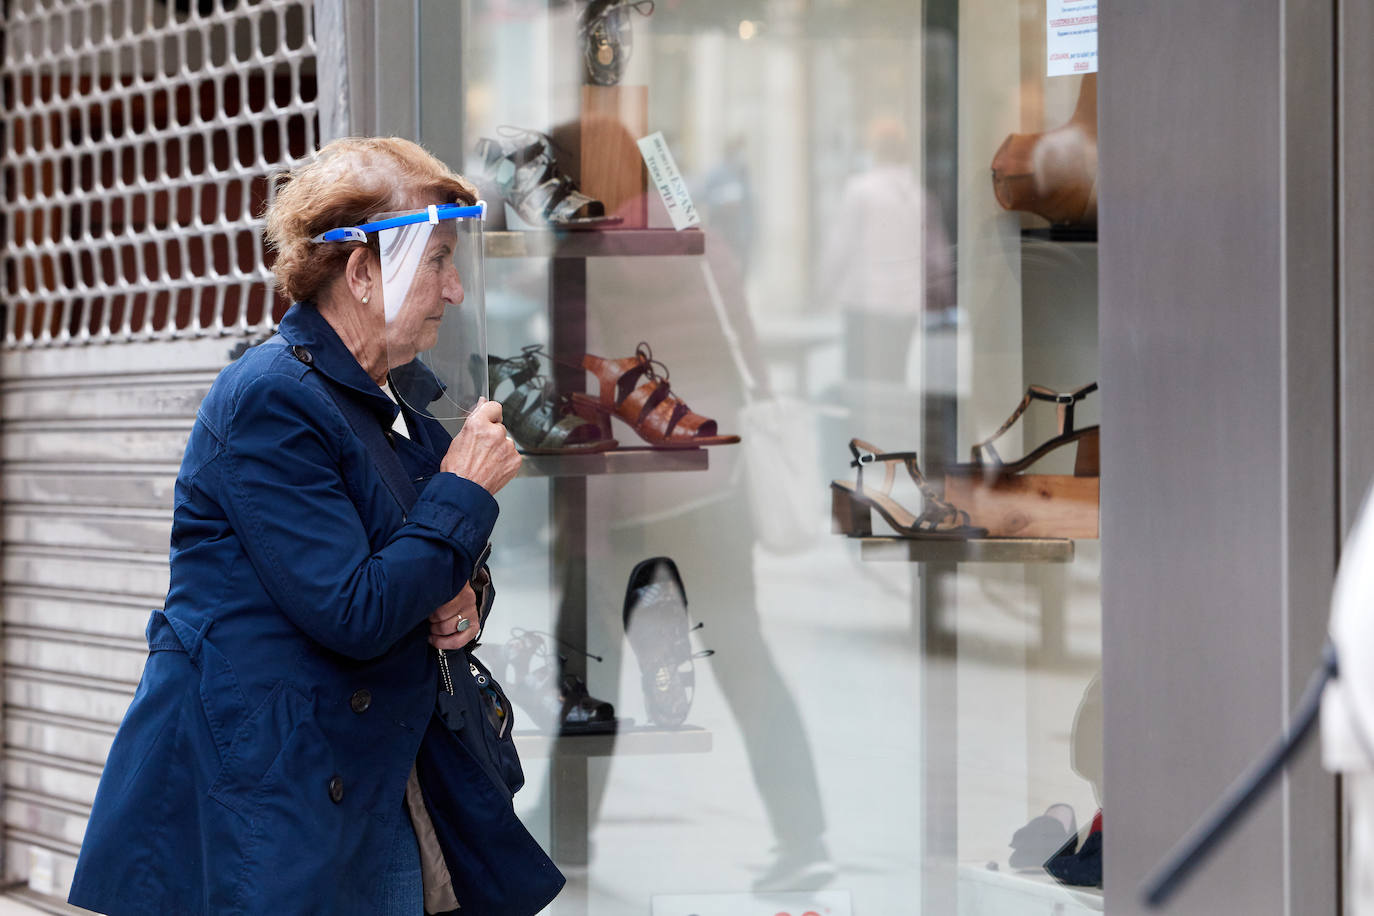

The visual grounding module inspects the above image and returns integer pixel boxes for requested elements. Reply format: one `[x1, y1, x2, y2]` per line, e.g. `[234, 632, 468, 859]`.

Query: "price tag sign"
[638, 131, 701, 231]
[651, 890, 853, 916]
[1047, 0, 1098, 76]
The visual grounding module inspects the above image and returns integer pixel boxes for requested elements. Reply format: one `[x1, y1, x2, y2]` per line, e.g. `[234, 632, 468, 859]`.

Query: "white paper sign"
[1047, 0, 1098, 77]
[28, 847, 56, 896]
[652, 889, 853, 916]
[637, 131, 701, 231]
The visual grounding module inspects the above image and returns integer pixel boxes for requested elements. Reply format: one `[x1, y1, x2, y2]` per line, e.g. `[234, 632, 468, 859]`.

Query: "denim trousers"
[376, 803, 423, 915]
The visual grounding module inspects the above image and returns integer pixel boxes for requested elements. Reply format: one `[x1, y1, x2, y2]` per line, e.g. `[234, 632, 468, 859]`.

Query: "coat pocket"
[150, 611, 250, 764]
[207, 683, 349, 913]
[207, 680, 325, 816]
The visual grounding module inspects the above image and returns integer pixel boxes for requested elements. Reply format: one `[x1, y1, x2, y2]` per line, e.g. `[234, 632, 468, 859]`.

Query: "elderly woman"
[67, 138, 554, 915]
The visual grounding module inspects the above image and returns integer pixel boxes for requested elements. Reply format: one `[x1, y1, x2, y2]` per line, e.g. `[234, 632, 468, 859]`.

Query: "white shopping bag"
[740, 396, 824, 554]
[700, 260, 825, 554]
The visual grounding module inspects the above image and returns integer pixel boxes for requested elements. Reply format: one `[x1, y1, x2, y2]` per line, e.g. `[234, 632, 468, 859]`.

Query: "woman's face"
[384, 220, 464, 365]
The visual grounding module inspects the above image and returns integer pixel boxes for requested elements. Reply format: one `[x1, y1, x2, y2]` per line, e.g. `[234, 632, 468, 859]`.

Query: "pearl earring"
[362, 296, 369, 304]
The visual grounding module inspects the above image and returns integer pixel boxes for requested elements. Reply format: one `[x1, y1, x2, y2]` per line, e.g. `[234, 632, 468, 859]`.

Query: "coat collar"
[276, 302, 397, 423]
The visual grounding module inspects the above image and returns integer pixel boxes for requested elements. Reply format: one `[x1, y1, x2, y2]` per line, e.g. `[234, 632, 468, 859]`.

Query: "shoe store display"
[579, 0, 655, 86]
[571, 343, 742, 449]
[499, 629, 618, 735]
[485, 346, 619, 454]
[990, 74, 1098, 226]
[830, 438, 988, 540]
[941, 382, 1100, 539]
[475, 127, 623, 228]
[623, 557, 711, 728]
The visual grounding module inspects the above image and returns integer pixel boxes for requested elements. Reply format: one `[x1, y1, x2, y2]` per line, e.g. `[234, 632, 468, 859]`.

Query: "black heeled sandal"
[499, 629, 618, 735]
[486, 346, 618, 454]
[474, 127, 622, 228]
[960, 382, 1099, 478]
[830, 439, 988, 539]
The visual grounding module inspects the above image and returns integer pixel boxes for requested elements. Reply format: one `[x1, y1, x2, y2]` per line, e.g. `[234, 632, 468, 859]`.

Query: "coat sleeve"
[218, 371, 498, 659]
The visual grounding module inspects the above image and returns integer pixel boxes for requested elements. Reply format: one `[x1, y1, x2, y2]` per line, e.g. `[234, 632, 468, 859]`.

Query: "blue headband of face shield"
[310, 202, 486, 244]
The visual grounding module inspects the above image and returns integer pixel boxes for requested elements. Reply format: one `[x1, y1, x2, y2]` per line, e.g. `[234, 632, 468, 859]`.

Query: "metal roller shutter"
[0, 0, 319, 907]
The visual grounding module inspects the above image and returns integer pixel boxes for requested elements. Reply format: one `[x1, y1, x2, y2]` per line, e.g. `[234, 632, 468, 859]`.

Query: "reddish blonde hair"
[263, 137, 477, 303]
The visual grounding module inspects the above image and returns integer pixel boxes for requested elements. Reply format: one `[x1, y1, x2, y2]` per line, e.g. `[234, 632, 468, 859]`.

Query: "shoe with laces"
[623, 557, 711, 728]
[499, 629, 618, 735]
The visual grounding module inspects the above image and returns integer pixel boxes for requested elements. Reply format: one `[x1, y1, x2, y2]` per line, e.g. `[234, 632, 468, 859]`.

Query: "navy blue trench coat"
[69, 304, 510, 915]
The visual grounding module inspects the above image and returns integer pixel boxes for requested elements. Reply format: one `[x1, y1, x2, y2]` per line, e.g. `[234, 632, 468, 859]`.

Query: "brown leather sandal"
[940, 383, 1100, 539]
[568, 343, 740, 449]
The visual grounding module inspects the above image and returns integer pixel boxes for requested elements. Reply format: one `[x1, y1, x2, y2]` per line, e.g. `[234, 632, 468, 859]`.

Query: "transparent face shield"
[315, 202, 488, 430]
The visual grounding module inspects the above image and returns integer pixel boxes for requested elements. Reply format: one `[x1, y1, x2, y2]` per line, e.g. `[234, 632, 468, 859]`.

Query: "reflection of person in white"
[820, 116, 952, 384]
[1324, 489, 1374, 915]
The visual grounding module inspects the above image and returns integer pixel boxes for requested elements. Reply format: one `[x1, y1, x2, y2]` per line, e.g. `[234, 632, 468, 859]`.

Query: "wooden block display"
[580, 84, 649, 228]
[942, 473, 1099, 539]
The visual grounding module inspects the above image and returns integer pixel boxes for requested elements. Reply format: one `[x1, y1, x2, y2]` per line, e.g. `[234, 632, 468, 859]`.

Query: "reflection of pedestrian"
[820, 117, 952, 384]
[595, 230, 833, 891]
[552, 123, 831, 891]
[698, 135, 755, 275]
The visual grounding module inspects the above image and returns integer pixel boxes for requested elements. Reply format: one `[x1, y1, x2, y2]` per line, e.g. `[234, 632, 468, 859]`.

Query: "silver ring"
[455, 618, 471, 633]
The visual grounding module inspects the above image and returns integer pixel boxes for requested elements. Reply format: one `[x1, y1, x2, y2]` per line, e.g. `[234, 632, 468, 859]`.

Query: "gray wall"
[1100, 1, 1338, 913]
[1340, 0, 1374, 525]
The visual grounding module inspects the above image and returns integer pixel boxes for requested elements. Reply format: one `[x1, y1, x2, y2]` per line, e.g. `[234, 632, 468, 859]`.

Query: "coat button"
[291, 344, 314, 365]
[349, 689, 372, 714]
[328, 775, 344, 803]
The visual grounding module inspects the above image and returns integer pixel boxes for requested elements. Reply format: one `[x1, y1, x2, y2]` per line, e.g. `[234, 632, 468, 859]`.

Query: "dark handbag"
[420, 575, 564, 916]
[434, 570, 525, 797]
[435, 650, 524, 796]
[318, 373, 564, 915]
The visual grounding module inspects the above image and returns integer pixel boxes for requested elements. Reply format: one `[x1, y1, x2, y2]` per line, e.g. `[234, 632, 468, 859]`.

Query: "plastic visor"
[370, 204, 487, 428]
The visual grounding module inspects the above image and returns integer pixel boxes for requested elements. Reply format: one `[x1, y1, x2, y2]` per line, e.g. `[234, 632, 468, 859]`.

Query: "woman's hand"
[429, 584, 480, 650]
[441, 398, 521, 494]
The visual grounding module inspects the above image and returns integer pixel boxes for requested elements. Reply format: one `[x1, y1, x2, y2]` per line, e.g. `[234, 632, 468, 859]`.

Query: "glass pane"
[420, 0, 1101, 911]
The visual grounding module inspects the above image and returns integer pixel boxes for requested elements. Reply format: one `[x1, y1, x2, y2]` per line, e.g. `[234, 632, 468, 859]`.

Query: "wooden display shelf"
[485, 228, 705, 259]
[857, 535, 1075, 564]
[517, 447, 708, 478]
[1021, 226, 1098, 243]
[513, 725, 712, 758]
